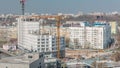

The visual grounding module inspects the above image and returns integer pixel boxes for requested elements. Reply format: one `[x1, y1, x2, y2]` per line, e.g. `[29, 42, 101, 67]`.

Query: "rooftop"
[0, 53, 43, 64]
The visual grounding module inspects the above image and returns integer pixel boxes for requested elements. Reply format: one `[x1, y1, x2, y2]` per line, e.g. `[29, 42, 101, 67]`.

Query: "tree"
[111, 52, 120, 62]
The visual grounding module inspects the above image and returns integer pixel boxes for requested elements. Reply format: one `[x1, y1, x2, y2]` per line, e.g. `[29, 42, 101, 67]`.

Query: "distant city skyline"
[0, 0, 120, 14]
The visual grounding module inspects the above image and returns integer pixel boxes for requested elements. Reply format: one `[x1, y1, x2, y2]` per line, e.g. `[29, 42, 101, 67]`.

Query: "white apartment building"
[68, 21, 111, 49]
[17, 18, 65, 58]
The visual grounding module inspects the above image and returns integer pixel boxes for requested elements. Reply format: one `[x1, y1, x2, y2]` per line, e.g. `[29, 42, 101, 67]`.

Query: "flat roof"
[0, 53, 42, 64]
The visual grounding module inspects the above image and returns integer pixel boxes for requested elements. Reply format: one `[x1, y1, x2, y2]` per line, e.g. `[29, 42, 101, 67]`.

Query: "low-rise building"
[44, 58, 61, 68]
[0, 53, 44, 68]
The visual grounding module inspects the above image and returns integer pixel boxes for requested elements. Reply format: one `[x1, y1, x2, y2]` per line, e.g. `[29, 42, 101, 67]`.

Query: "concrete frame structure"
[17, 18, 65, 58]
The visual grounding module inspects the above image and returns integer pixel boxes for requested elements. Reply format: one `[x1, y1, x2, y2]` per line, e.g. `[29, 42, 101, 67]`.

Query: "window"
[46, 45, 49, 47]
[41, 42, 45, 44]
[52, 38, 55, 40]
[38, 48, 40, 51]
[46, 38, 49, 40]
[52, 45, 55, 46]
[42, 48, 45, 51]
[38, 45, 40, 47]
[42, 39, 45, 41]
[41, 45, 44, 47]
[38, 42, 40, 44]
[28, 55, 33, 58]
[52, 48, 54, 50]
[52, 41, 55, 43]
[38, 39, 40, 41]
[46, 42, 49, 44]
[46, 48, 49, 51]
[39, 54, 43, 58]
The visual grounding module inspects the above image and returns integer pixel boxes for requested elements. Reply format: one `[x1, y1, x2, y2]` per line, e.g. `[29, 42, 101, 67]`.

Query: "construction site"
[0, 0, 120, 68]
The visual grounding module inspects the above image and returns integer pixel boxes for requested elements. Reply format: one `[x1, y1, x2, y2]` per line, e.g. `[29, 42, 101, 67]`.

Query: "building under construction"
[17, 16, 65, 58]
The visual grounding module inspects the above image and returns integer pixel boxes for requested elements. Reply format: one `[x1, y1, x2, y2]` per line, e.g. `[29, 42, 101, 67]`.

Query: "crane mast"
[56, 16, 61, 59]
[20, 0, 25, 15]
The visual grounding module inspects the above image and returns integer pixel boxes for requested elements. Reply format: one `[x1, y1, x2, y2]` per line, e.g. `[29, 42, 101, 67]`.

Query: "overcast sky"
[0, 0, 120, 14]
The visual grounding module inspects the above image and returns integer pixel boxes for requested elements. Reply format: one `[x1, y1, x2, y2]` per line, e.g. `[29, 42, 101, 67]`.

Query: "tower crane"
[19, 0, 62, 59]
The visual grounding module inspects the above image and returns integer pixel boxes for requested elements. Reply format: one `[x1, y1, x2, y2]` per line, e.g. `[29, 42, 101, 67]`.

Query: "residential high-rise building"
[68, 21, 111, 49]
